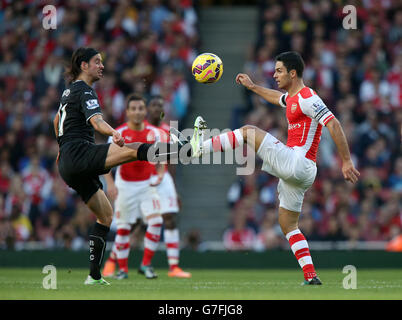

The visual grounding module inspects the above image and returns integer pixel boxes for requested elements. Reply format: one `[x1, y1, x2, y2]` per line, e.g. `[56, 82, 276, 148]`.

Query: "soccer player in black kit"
[54, 47, 187, 285]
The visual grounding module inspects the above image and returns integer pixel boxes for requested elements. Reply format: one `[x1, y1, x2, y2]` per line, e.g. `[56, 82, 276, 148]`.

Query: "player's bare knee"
[279, 220, 298, 236]
[100, 213, 113, 226]
[240, 125, 257, 142]
[147, 214, 163, 225]
[163, 213, 176, 229]
[101, 207, 114, 226]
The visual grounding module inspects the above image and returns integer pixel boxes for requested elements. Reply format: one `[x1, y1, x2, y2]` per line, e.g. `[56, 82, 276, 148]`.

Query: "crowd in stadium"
[0, 0, 198, 249]
[223, 0, 401, 250]
[0, 0, 400, 251]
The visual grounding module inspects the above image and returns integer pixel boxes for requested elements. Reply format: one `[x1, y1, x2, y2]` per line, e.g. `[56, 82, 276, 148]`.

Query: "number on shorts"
[169, 197, 176, 208]
[152, 199, 160, 211]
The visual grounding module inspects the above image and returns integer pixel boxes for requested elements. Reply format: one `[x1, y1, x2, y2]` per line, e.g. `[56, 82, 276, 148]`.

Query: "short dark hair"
[148, 95, 164, 105]
[126, 93, 146, 109]
[275, 51, 305, 77]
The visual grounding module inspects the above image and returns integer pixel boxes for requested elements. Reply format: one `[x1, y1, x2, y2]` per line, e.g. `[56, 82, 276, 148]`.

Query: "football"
[191, 53, 223, 84]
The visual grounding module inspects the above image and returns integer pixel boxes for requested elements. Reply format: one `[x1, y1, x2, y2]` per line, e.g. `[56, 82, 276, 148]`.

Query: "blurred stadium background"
[0, 0, 401, 270]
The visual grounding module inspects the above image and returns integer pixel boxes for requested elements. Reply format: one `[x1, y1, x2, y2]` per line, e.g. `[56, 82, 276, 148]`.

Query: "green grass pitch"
[1, 268, 401, 300]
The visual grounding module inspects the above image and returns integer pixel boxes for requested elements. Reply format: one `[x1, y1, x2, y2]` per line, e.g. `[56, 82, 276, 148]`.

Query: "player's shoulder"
[70, 80, 96, 97]
[299, 87, 318, 99]
[159, 122, 170, 132]
[115, 123, 129, 133]
[145, 123, 162, 135]
[69, 80, 91, 91]
[298, 87, 325, 107]
[144, 120, 158, 130]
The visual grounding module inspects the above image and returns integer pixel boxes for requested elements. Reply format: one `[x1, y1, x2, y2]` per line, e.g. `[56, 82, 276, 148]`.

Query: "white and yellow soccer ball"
[191, 53, 223, 84]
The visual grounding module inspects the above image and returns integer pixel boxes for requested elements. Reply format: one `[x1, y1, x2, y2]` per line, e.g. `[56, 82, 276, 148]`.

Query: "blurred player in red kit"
[102, 94, 164, 279]
[145, 96, 191, 278]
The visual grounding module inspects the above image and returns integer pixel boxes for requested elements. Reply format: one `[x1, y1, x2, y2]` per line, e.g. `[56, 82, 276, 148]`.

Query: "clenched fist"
[236, 73, 255, 90]
[112, 130, 125, 147]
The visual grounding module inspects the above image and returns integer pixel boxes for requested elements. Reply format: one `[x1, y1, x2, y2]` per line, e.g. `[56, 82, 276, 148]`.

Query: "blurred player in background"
[101, 94, 164, 279]
[146, 96, 191, 278]
[103, 95, 191, 279]
[55, 48, 184, 285]
[174, 51, 360, 285]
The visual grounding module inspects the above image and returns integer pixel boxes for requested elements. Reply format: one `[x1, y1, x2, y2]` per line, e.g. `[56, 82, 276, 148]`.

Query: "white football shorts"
[257, 132, 317, 212]
[155, 172, 179, 214]
[114, 178, 161, 224]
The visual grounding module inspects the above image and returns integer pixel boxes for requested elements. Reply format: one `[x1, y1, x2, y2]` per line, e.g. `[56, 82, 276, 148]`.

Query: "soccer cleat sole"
[190, 116, 208, 157]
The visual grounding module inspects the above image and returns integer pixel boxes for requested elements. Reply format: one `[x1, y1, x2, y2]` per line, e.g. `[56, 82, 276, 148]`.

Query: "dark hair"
[148, 95, 164, 105]
[126, 93, 146, 109]
[275, 51, 305, 77]
[64, 47, 99, 83]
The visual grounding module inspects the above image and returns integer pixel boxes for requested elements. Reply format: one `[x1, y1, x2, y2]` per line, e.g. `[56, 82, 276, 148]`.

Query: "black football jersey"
[56, 80, 102, 146]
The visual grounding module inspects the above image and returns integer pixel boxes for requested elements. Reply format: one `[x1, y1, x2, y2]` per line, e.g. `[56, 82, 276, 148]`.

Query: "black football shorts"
[58, 140, 111, 203]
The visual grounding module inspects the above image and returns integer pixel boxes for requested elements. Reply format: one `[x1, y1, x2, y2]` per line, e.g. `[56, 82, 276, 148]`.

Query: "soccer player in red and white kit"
[145, 96, 191, 278]
[102, 94, 164, 279]
[180, 51, 360, 285]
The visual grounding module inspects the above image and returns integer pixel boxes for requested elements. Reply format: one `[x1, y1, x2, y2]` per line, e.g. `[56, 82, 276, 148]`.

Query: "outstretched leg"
[104, 141, 187, 170]
[181, 117, 268, 157]
[201, 124, 267, 155]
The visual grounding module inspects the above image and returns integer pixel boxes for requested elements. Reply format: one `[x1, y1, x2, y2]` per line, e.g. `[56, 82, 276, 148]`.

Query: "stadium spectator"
[223, 198, 257, 251]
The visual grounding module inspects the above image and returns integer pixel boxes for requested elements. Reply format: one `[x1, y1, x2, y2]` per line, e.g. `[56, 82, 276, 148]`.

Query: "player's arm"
[53, 112, 59, 137]
[326, 118, 360, 184]
[89, 114, 125, 147]
[236, 73, 284, 106]
[104, 171, 118, 201]
[81, 91, 124, 146]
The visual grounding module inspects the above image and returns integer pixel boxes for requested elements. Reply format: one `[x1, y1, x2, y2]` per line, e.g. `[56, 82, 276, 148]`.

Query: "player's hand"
[342, 160, 360, 184]
[236, 73, 255, 90]
[112, 130, 125, 147]
[107, 184, 118, 201]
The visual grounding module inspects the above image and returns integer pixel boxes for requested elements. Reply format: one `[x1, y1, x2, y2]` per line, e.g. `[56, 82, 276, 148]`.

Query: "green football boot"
[84, 275, 111, 285]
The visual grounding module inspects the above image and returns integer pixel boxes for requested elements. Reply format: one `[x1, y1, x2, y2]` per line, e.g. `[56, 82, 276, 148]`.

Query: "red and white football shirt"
[279, 87, 335, 162]
[109, 123, 163, 182]
[143, 120, 170, 142]
[144, 120, 170, 175]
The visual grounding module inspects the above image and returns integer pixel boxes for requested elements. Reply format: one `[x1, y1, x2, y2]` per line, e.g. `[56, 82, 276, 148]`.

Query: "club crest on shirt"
[291, 103, 298, 113]
[62, 89, 70, 97]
